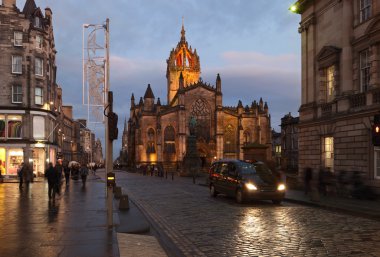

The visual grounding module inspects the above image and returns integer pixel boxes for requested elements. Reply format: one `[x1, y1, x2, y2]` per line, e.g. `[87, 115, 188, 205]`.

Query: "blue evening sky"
[18, 0, 301, 159]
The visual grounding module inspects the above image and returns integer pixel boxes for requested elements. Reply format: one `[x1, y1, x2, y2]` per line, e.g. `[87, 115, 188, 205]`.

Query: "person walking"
[45, 162, 58, 200]
[54, 160, 63, 195]
[304, 167, 312, 195]
[80, 163, 89, 187]
[17, 162, 24, 189]
[22, 162, 32, 188]
[63, 163, 70, 186]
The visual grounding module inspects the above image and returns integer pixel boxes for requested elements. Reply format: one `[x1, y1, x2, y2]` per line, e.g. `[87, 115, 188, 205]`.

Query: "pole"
[104, 18, 113, 228]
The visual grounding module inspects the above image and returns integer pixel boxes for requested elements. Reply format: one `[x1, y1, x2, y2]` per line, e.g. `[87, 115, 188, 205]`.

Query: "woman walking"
[80, 163, 89, 187]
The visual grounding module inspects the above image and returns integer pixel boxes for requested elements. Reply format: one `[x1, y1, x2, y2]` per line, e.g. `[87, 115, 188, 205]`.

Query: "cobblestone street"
[117, 172, 380, 257]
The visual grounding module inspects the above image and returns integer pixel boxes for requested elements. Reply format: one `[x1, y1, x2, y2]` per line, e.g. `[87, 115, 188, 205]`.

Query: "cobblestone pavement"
[117, 172, 380, 257]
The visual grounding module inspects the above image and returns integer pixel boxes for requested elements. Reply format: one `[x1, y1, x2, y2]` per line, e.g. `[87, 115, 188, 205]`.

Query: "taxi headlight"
[245, 183, 257, 191]
[277, 184, 286, 191]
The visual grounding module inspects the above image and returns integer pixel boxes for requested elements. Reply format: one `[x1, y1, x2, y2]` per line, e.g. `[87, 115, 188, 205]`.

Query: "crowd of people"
[17, 159, 92, 201]
[304, 167, 377, 200]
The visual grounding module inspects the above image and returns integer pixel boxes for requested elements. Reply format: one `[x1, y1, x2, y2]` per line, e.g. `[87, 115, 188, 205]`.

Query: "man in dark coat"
[45, 162, 58, 200]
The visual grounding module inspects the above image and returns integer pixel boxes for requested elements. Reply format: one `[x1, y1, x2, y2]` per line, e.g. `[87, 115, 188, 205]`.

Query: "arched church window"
[191, 98, 211, 141]
[146, 128, 156, 154]
[244, 131, 251, 144]
[164, 126, 176, 154]
[224, 125, 236, 153]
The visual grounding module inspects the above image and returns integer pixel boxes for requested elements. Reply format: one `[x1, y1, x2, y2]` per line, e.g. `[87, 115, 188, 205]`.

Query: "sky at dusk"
[17, 0, 301, 159]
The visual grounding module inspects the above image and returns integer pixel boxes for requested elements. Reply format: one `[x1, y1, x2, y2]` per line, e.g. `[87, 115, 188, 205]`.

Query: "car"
[209, 159, 286, 204]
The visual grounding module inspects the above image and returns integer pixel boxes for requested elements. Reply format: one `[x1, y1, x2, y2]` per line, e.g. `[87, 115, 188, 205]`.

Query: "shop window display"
[7, 149, 23, 175]
[0, 115, 5, 138]
[0, 148, 5, 176]
[8, 115, 22, 138]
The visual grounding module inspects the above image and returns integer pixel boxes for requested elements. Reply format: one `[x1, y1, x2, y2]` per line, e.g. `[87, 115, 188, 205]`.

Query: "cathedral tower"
[166, 22, 200, 104]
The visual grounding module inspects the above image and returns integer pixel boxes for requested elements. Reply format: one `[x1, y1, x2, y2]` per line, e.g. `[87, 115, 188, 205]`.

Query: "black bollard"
[165, 171, 167, 179]
[171, 172, 174, 180]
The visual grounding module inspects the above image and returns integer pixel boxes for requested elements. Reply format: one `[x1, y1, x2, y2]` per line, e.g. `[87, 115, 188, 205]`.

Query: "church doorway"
[197, 148, 210, 172]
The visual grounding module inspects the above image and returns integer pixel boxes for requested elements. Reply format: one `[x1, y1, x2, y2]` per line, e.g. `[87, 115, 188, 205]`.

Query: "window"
[0, 115, 5, 138]
[14, 31, 23, 46]
[33, 116, 45, 139]
[360, 49, 370, 92]
[7, 115, 22, 138]
[164, 126, 176, 154]
[12, 85, 22, 103]
[322, 137, 334, 171]
[34, 17, 42, 28]
[12, 56, 22, 74]
[224, 125, 236, 153]
[191, 98, 211, 141]
[146, 128, 156, 154]
[35, 87, 43, 105]
[36, 35, 43, 49]
[243, 131, 251, 144]
[35, 58, 43, 76]
[375, 147, 380, 179]
[360, 0, 371, 23]
[326, 65, 335, 102]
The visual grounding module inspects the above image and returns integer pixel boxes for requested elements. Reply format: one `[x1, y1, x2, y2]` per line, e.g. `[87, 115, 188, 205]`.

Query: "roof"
[23, 0, 37, 17]
[144, 84, 155, 99]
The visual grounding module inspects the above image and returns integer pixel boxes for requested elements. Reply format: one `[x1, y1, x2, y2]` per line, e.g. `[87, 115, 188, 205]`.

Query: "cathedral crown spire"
[181, 17, 186, 43]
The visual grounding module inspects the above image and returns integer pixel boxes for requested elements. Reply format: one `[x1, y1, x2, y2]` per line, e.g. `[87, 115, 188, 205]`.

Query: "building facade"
[294, 0, 380, 191]
[127, 25, 272, 170]
[0, 0, 59, 176]
[280, 113, 299, 172]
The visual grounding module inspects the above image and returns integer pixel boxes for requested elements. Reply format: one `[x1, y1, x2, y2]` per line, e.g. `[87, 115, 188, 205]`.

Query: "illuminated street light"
[289, 4, 298, 13]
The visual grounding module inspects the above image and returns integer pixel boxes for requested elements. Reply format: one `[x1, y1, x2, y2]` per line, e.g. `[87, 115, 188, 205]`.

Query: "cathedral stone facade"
[126, 25, 272, 170]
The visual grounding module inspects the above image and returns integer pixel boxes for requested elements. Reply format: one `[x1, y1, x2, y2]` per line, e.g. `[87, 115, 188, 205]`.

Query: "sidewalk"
[285, 189, 380, 220]
[0, 173, 168, 257]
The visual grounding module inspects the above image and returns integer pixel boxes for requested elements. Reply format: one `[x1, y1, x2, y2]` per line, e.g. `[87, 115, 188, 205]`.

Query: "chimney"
[3, 0, 16, 7]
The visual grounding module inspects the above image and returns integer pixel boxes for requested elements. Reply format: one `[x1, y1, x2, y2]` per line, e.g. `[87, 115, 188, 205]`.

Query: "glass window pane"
[8, 115, 22, 138]
[35, 58, 43, 76]
[33, 116, 45, 139]
[7, 149, 23, 176]
[12, 56, 22, 74]
[12, 85, 22, 103]
[35, 87, 43, 105]
[0, 115, 5, 138]
[14, 31, 23, 46]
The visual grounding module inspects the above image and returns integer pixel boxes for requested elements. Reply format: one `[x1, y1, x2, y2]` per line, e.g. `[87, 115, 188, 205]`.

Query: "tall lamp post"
[83, 18, 113, 227]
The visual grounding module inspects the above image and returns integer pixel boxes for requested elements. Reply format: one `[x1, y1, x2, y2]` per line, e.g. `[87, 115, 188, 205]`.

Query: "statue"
[189, 116, 197, 136]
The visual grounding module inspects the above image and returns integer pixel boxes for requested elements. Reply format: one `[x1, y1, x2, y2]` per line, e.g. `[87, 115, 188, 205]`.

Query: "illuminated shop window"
[375, 147, 380, 179]
[0, 148, 5, 176]
[7, 149, 23, 176]
[0, 115, 5, 138]
[8, 115, 22, 138]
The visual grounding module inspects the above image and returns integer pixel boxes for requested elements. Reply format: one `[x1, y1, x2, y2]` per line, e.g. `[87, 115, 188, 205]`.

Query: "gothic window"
[146, 128, 156, 154]
[224, 125, 236, 153]
[191, 98, 211, 141]
[243, 131, 251, 145]
[164, 126, 176, 154]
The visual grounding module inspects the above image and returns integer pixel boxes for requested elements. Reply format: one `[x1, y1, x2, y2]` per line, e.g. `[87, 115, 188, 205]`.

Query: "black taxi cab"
[209, 159, 286, 204]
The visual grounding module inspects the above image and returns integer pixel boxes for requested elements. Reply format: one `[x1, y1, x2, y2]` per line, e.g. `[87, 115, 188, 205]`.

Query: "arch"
[146, 128, 156, 154]
[164, 125, 176, 154]
[224, 124, 236, 153]
[243, 130, 251, 144]
[190, 98, 211, 141]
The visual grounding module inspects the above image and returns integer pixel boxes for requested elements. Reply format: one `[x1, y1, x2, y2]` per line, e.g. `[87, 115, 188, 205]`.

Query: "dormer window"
[34, 17, 42, 28]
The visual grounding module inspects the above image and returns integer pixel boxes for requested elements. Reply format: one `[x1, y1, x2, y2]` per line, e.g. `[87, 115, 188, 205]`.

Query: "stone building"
[294, 0, 380, 192]
[0, 0, 59, 176]
[280, 113, 299, 172]
[127, 25, 272, 170]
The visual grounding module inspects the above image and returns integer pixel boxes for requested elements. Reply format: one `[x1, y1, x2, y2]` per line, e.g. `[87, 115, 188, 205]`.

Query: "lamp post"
[83, 19, 112, 228]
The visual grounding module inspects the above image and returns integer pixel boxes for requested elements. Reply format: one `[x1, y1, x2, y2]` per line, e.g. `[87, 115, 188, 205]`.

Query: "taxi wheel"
[210, 184, 218, 197]
[272, 199, 282, 204]
[236, 189, 244, 204]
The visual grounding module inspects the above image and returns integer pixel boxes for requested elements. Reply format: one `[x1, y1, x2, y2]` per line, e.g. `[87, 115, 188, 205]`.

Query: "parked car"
[209, 159, 286, 204]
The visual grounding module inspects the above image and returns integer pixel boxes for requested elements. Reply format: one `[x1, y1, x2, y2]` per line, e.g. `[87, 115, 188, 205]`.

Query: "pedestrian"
[45, 162, 59, 200]
[63, 162, 70, 186]
[22, 162, 32, 188]
[80, 163, 89, 187]
[54, 160, 63, 195]
[304, 167, 312, 195]
[93, 164, 97, 175]
[17, 162, 24, 189]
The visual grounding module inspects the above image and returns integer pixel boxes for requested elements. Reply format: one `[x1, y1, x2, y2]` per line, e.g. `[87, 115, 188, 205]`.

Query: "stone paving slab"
[117, 233, 167, 257]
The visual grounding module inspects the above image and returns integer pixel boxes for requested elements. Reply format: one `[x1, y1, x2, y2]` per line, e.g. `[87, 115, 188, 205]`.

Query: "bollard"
[165, 171, 167, 179]
[171, 172, 174, 180]
[114, 186, 122, 199]
[119, 194, 130, 210]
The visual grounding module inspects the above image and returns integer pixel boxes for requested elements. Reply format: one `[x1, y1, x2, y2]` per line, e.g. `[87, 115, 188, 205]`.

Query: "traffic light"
[373, 114, 380, 146]
[108, 111, 118, 141]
